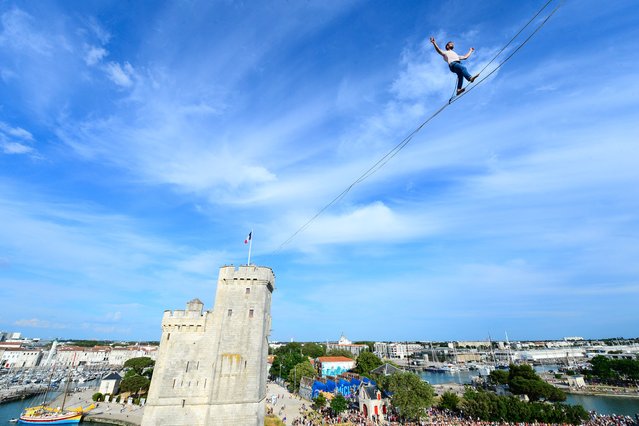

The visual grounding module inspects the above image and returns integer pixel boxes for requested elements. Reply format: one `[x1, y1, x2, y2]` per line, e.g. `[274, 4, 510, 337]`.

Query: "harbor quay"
[0, 383, 48, 404]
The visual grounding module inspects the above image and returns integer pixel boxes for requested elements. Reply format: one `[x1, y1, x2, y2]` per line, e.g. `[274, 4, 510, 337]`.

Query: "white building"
[567, 375, 586, 388]
[56, 346, 110, 366]
[359, 385, 389, 423]
[326, 335, 368, 357]
[374, 342, 423, 360]
[316, 356, 355, 377]
[1, 348, 43, 368]
[99, 372, 122, 395]
[54, 345, 158, 367]
[109, 346, 157, 366]
[513, 348, 586, 362]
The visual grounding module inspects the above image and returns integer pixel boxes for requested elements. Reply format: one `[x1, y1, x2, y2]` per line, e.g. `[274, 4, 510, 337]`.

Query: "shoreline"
[84, 414, 139, 426]
[567, 390, 639, 399]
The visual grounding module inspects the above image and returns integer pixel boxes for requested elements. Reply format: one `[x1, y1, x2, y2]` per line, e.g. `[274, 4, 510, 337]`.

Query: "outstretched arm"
[430, 37, 445, 56]
[460, 47, 475, 60]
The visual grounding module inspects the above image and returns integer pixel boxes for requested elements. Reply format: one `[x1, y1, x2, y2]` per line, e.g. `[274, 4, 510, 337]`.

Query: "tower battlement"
[219, 265, 275, 285]
[162, 309, 208, 319]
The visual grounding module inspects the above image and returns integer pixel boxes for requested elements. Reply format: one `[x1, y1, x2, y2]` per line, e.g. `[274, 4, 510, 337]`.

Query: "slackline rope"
[275, 0, 563, 252]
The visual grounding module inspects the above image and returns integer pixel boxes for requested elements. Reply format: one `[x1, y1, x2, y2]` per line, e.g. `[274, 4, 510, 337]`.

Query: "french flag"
[244, 231, 252, 244]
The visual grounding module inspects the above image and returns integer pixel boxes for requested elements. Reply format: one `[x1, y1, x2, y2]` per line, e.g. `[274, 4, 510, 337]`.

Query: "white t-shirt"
[442, 50, 461, 64]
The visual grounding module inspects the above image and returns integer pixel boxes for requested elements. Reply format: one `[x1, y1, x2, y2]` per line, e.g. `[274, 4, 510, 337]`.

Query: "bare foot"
[456, 88, 465, 95]
[470, 74, 480, 83]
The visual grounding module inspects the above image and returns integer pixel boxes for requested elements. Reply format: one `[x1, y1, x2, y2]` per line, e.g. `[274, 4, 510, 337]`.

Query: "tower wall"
[205, 266, 274, 425]
[142, 266, 274, 426]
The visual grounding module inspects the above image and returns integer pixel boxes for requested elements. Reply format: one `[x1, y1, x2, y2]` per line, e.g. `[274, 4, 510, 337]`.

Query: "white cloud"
[275, 201, 441, 249]
[0, 8, 53, 55]
[105, 311, 122, 321]
[0, 122, 36, 155]
[1, 142, 32, 154]
[15, 318, 66, 329]
[105, 61, 135, 87]
[85, 45, 107, 66]
[0, 122, 34, 140]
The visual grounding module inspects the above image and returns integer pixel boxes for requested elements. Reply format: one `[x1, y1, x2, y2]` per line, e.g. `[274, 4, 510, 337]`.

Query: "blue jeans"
[449, 61, 472, 90]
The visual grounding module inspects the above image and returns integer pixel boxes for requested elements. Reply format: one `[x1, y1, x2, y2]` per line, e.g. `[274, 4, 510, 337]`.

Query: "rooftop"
[317, 356, 354, 363]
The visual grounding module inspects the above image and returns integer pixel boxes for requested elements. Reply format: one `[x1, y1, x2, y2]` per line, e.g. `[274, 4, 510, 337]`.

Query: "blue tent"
[324, 379, 336, 392]
[337, 378, 352, 396]
[311, 381, 326, 398]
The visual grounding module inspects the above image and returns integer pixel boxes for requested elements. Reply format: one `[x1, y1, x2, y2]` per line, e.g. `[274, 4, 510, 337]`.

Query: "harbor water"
[0, 394, 109, 425]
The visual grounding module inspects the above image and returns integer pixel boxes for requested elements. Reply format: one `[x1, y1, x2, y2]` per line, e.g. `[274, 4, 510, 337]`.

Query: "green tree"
[460, 389, 585, 425]
[438, 391, 460, 411]
[302, 343, 325, 358]
[506, 364, 565, 402]
[123, 357, 155, 375]
[287, 360, 317, 391]
[124, 369, 138, 378]
[120, 374, 151, 394]
[313, 393, 327, 410]
[326, 349, 355, 359]
[355, 351, 383, 376]
[588, 357, 639, 382]
[270, 343, 306, 380]
[380, 372, 434, 421]
[488, 369, 509, 385]
[330, 394, 348, 415]
[92, 392, 103, 402]
[508, 364, 539, 382]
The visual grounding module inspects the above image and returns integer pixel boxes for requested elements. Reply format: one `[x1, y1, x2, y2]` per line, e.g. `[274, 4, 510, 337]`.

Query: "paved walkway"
[266, 382, 309, 425]
[51, 388, 143, 425]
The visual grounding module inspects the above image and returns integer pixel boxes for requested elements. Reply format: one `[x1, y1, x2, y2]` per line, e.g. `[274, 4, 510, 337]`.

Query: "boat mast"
[505, 331, 513, 365]
[60, 353, 76, 412]
[41, 361, 57, 406]
[488, 333, 496, 365]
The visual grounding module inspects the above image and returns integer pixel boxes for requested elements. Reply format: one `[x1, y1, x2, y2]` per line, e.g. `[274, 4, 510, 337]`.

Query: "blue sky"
[1, 0, 638, 342]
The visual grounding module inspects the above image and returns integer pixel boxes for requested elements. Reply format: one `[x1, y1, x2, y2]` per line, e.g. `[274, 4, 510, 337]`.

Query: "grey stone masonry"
[141, 265, 275, 426]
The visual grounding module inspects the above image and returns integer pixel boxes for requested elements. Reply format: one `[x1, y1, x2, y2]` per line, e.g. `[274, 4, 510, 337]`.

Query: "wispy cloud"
[1, 0, 637, 341]
[105, 61, 135, 87]
[0, 8, 53, 55]
[0, 121, 35, 155]
[15, 318, 67, 329]
[84, 45, 107, 66]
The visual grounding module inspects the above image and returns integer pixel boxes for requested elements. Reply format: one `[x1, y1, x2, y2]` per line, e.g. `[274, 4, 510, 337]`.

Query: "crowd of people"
[393, 408, 639, 426]
[284, 405, 638, 426]
[290, 407, 377, 425]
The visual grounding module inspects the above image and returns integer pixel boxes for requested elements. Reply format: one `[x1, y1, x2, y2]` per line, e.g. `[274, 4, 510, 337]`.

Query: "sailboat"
[18, 356, 93, 424]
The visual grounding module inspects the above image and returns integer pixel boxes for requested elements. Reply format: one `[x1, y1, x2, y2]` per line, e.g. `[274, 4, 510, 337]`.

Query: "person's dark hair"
[445, 41, 454, 50]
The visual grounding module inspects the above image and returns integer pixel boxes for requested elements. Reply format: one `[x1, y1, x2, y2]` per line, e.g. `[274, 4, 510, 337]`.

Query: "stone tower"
[142, 265, 275, 426]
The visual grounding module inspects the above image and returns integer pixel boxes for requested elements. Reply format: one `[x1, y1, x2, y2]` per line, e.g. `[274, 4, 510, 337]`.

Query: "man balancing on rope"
[430, 37, 479, 96]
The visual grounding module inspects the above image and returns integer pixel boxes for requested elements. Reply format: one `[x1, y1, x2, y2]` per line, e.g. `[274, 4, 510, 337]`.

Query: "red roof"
[317, 356, 354, 363]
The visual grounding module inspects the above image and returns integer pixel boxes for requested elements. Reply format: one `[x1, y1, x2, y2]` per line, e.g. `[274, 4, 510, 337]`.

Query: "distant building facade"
[374, 342, 423, 360]
[1, 348, 43, 368]
[326, 335, 368, 357]
[54, 345, 157, 367]
[142, 265, 275, 426]
[316, 356, 355, 377]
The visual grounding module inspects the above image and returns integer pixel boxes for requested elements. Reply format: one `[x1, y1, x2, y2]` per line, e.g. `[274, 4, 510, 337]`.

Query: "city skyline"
[1, 0, 638, 341]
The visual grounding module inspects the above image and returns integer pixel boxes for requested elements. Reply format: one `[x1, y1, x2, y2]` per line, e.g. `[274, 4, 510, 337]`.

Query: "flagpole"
[247, 229, 253, 266]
